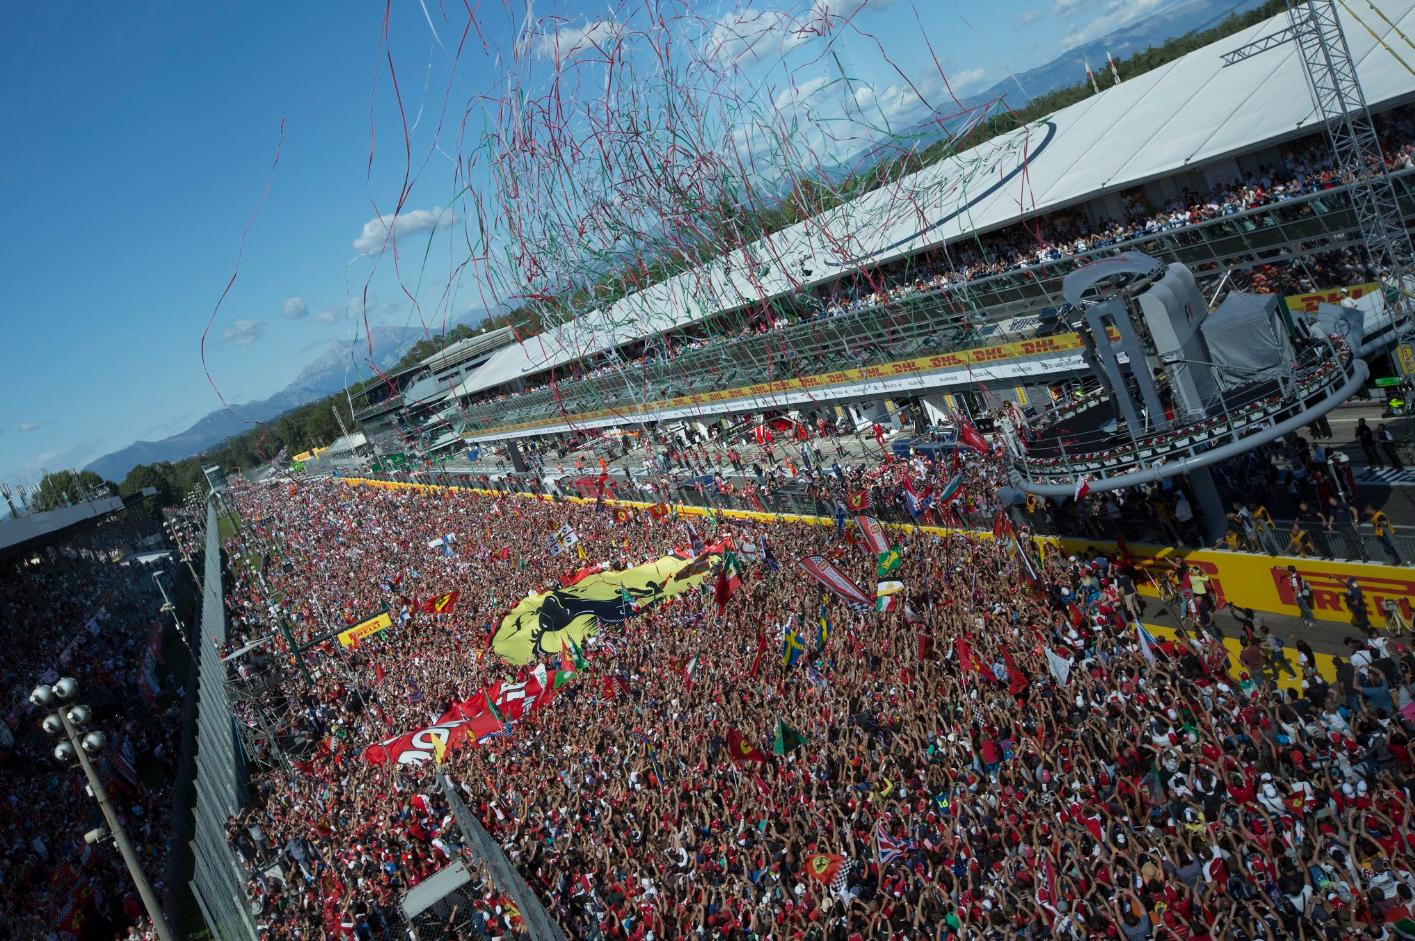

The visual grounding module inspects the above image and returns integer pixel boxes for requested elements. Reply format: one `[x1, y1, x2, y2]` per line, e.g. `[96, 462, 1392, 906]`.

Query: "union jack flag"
[874, 819, 913, 866]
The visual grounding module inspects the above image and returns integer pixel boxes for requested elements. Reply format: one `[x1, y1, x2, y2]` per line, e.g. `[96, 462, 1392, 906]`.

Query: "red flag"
[420, 592, 459, 614]
[715, 561, 741, 615]
[1001, 647, 1029, 697]
[992, 509, 1012, 540]
[726, 728, 769, 766]
[958, 420, 989, 453]
[1072, 475, 1092, 502]
[494, 546, 512, 561]
[845, 489, 870, 512]
[749, 631, 767, 678]
[372, 663, 386, 685]
[956, 637, 976, 674]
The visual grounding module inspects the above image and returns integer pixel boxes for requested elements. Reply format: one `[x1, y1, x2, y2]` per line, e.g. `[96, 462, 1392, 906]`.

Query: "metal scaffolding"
[1226, 0, 1414, 332]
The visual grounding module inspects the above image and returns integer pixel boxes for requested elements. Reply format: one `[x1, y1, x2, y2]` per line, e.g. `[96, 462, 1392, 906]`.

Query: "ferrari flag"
[420, 591, 459, 614]
[492, 553, 720, 664]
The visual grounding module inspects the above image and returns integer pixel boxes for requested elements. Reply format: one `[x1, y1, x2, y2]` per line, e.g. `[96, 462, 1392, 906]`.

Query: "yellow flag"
[576, 541, 586, 561]
[432, 735, 447, 765]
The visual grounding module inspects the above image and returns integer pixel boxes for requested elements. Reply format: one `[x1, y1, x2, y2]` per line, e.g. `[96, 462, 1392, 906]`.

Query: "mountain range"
[85, 324, 436, 481]
[826, 0, 1272, 173]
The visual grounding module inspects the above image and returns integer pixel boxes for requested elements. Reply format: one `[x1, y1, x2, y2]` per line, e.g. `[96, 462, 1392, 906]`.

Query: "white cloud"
[530, 19, 621, 59]
[281, 297, 309, 319]
[1062, 0, 1163, 47]
[803, 0, 889, 33]
[223, 319, 264, 347]
[1053, 0, 1089, 14]
[2, 439, 107, 488]
[953, 68, 988, 92]
[314, 309, 339, 324]
[705, 8, 800, 66]
[773, 74, 831, 111]
[1018, 9, 1043, 27]
[352, 206, 456, 254]
[18, 421, 50, 433]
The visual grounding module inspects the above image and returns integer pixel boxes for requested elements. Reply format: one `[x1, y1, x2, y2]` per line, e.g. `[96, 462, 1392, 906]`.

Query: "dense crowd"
[0, 511, 185, 941]
[224, 438, 1415, 940]
[443, 105, 1415, 431]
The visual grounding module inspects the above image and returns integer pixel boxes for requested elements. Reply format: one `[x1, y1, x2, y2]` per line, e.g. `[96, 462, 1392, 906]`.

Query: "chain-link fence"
[189, 500, 258, 940]
[351, 466, 1415, 569]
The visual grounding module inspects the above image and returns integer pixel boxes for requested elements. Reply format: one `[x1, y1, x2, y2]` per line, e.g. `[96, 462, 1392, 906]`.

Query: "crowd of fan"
[449, 106, 1415, 428]
[0, 511, 185, 941]
[222, 436, 1415, 940]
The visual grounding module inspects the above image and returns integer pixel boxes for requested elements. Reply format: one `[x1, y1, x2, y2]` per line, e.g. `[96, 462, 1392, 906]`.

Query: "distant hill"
[824, 0, 1272, 174]
[85, 324, 435, 481]
[977, 0, 1270, 107]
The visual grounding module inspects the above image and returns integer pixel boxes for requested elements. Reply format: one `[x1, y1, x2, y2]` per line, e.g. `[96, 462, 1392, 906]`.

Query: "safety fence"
[341, 471, 1415, 628]
[355, 464, 1415, 565]
[189, 499, 258, 940]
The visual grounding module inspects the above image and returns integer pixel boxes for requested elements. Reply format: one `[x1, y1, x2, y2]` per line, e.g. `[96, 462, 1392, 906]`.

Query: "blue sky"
[0, 0, 1202, 487]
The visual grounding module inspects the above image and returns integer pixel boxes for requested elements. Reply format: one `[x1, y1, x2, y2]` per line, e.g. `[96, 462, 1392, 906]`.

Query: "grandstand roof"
[417, 327, 515, 374]
[452, 0, 1415, 404]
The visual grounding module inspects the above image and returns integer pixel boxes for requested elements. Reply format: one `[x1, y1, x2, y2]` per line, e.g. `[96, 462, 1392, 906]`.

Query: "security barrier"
[342, 474, 1414, 627]
[189, 501, 258, 940]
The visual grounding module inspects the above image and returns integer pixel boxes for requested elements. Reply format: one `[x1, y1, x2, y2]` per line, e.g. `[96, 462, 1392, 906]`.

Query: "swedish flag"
[817, 599, 831, 649]
[781, 622, 805, 668]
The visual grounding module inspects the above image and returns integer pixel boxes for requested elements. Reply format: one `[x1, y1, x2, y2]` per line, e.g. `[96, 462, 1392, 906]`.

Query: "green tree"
[31, 470, 117, 512]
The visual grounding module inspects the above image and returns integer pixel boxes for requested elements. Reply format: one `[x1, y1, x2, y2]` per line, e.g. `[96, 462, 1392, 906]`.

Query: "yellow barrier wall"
[340, 478, 1414, 625]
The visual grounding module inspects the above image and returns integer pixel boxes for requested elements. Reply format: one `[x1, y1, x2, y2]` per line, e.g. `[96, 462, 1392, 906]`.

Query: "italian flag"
[876, 580, 904, 613]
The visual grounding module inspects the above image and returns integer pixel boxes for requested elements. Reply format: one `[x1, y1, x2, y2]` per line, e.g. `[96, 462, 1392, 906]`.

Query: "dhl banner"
[337, 609, 393, 648]
[493, 552, 720, 664]
[1282, 281, 1380, 314]
[479, 331, 1091, 435]
[343, 478, 1413, 626]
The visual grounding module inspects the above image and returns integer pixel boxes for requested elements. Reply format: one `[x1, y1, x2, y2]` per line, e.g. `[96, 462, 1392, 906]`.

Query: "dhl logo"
[1285, 282, 1378, 314]
[1270, 567, 1413, 618]
[479, 329, 1094, 436]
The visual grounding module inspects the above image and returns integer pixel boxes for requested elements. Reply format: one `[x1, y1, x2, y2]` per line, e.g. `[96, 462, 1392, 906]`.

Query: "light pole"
[152, 570, 193, 656]
[31, 678, 176, 941]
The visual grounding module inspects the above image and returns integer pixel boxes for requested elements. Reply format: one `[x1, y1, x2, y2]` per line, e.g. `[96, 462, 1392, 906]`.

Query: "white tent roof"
[454, 0, 1415, 402]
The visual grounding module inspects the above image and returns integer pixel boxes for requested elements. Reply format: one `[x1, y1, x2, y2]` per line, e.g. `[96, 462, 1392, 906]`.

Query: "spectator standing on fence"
[1367, 505, 1403, 565]
[1325, 493, 1369, 561]
[1251, 501, 1283, 554]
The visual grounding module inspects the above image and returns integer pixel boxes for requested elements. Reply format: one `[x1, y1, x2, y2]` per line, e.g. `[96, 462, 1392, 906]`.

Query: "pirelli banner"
[493, 552, 720, 664]
[337, 608, 393, 648]
[1046, 536, 1414, 627]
